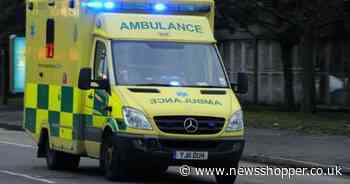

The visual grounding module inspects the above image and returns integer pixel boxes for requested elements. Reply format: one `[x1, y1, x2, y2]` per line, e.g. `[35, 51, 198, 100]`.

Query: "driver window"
[94, 41, 108, 80]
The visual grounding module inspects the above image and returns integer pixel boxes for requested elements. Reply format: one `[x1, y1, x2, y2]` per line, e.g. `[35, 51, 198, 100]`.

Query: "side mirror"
[78, 68, 92, 90]
[231, 72, 248, 94]
[78, 68, 110, 91]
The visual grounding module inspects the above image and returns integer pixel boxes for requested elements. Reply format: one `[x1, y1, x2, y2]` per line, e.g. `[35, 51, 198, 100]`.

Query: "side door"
[84, 39, 111, 157]
[92, 40, 111, 117]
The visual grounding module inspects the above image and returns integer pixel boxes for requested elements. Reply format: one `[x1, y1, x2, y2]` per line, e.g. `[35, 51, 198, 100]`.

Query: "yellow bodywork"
[24, 0, 244, 159]
[115, 86, 243, 138]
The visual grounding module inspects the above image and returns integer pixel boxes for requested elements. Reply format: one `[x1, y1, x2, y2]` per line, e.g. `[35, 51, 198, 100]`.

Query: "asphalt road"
[0, 128, 349, 184]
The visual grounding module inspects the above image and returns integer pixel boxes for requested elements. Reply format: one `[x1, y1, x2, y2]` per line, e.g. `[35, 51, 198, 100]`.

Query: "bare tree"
[0, 0, 26, 42]
[216, 0, 347, 113]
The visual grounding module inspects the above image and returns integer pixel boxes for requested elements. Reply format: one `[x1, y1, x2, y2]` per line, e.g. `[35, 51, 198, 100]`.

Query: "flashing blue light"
[170, 81, 180, 86]
[104, 2, 115, 9]
[86, 1, 103, 9]
[154, 3, 167, 11]
[82, 1, 211, 13]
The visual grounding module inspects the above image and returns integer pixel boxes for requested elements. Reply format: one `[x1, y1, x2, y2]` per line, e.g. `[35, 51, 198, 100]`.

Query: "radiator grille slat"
[154, 116, 225, 135]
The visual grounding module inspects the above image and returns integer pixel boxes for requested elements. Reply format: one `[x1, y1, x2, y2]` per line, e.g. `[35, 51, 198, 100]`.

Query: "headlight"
[123, 107, 152, 130]
[226, 110, 244, 131]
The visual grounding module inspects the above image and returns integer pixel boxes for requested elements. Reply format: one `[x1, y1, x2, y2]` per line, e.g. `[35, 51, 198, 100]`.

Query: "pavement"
[0, 104, 23, 131]
[1, 105, 350, 177]
[243, 128, 350, 174]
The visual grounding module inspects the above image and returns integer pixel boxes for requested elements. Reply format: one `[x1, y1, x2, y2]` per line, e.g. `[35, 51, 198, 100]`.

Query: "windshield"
[112, 41, 229, 88]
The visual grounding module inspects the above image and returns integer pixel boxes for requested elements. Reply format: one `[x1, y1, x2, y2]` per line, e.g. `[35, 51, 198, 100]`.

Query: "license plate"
[174, 151, 208, 160]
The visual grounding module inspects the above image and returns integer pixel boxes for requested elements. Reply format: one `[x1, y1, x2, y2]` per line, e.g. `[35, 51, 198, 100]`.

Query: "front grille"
[154, 116, 225, 135]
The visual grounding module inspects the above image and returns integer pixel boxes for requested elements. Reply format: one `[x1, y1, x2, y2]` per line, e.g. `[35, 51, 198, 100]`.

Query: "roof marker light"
[154, 3, 167, 11]
[104, 2, 115, 9]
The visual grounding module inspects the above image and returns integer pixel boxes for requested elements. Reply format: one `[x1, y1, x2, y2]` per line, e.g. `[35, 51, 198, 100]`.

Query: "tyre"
[46, 138, 62, 170]
[215, 163, 239, 184]
[215, 174, 237, 184]
[132, 165, 168, 176]
[45, 138, 80, 170]
[152, 165, 169, 175]
[101, 135, 128, 181]
[61, 153, 80, 170]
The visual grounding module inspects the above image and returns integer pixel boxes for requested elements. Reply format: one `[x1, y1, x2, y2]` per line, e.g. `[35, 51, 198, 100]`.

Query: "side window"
[94, 41, 108, 80]
[69, 0, 76, 9]
[46, 19, 55, 58]
[28, 1, 34, 11]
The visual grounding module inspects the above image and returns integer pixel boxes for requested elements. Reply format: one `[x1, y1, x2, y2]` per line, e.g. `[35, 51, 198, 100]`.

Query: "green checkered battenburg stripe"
[25, 84, 126, 142]
[25, 84, 89, 140]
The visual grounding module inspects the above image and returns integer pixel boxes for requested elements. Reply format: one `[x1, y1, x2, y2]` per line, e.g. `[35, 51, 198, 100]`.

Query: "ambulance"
[24, 0, 248, 183]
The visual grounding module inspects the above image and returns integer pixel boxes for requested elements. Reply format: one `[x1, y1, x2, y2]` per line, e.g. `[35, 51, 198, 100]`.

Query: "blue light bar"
[154, 3, 167, 11]
[82, 1, 211, 13]
[122, 2, 151, 11]
[86, 1, 103, 9]
[178, 4, 211, 12]
[104, 2, 116, 9]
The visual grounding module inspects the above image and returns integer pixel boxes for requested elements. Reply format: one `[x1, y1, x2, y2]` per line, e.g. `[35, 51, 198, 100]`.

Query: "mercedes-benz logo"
[184, 118, 199, 133]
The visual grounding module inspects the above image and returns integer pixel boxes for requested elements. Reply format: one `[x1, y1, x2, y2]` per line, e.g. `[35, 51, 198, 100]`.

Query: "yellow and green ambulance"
[24, 0, 248, 183]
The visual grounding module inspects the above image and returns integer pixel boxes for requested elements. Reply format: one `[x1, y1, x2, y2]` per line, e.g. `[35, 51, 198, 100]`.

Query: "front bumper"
[113, 133, 245, 168]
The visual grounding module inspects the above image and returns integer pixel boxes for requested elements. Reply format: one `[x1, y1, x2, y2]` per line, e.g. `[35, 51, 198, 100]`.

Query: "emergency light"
[104, 2, 116, 9]
[154, 3, 167, 11]
[85, 1, 103, 9]
[81, 0, 211, 13]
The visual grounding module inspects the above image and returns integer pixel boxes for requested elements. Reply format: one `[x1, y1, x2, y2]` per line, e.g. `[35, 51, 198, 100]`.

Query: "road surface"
[0, 128, 349, 184]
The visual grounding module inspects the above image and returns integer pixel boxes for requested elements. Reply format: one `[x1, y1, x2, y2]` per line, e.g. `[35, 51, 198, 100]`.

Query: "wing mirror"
[231, 72, 248, 94]
[78, 68, 110, 91]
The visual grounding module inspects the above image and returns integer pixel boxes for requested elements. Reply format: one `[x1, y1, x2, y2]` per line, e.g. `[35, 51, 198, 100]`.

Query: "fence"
[218, 38, 350, 109]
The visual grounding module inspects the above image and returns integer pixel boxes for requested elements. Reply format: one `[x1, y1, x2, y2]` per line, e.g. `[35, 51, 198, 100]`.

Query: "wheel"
[46, 138, 62, 170]
[215, 174, 237, 184]
[132, 165, 168, 176]
[61, 153, 80, 170]
[215, 163, 239, 184]
[101, 135, 128, 181]
[45, 138, 80, 170]
[153, 165, 169, 175]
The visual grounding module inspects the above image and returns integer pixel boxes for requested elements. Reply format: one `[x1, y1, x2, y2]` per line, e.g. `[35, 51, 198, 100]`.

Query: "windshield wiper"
[132, 83, 174, 87]
[181, 85, 228, 88]
[128, 84, 228, 88]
